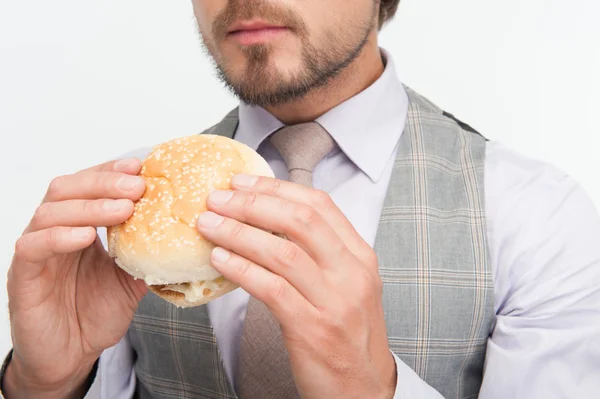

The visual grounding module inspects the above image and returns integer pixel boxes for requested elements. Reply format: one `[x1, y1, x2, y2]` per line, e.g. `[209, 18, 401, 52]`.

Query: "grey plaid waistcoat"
[126, 86, 495, 399]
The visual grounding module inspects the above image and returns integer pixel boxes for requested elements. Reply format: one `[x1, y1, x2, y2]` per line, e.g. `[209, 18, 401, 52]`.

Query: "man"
[1, 0, 599, 398]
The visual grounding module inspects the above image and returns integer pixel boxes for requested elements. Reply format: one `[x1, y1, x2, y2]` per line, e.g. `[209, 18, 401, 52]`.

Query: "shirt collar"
[234, 48, 409, 182]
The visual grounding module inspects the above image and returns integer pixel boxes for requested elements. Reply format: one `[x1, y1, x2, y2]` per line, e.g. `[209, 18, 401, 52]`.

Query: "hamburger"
[107, 134, 275, 308]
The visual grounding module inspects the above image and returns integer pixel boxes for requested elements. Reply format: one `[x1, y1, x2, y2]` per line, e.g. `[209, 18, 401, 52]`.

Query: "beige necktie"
[236, 122, 335, 399]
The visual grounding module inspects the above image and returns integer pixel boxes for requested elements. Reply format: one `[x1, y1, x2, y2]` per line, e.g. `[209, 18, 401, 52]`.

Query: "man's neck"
[264, 34, 384, 125]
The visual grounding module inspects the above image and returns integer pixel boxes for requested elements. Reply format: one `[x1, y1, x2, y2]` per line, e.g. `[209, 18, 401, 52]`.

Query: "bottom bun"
[148, 277, 239, 308]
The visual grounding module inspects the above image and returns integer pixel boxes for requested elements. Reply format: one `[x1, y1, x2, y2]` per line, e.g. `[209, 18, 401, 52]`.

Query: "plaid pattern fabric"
[376, 87, 494, 398]
[126, 86, 493, 399]
[128, 296, 237, 399]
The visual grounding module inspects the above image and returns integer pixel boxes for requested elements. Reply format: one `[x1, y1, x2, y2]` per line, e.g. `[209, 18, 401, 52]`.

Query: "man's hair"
[379, 0, 400, 29]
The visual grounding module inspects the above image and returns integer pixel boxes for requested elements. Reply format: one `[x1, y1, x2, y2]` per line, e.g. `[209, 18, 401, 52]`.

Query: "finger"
[209, 246, 317, 325]
[206, 189, 350, 267]
[13, 226, 97, 277]
[28, 199, 134, 232]
[77, 157, 142, 174]
[231, 174, 373, 262]
[43, 171, 145, 203]
[197, 211, 328, 305]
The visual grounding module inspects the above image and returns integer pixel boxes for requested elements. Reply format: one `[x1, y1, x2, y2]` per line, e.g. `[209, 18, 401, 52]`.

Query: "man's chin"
[226, 84, 300, 108]
[225, 74, 313, 107]
[216, 66, 302, 107]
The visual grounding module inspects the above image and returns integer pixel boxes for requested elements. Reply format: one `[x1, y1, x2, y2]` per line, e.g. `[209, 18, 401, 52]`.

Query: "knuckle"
[229, 221, 245, 240]
[355, 269, 380, 302]
[310, 189, 332, 209]
[14, 235, 29, 258]
[33, 203, 50, 223]
[47, 175, 67, 197]
[330, 240, 347, 259]
[234, 257, 253, 279]
[45, 228, 58, 250]
[320, 309, 346, 336]
[97, 172, 110, 191]
[275, 240, 300, 267]
[266, 276, 287, 302]
[293, 204, 318, 227]
[363, 250, 379, 267]
[242, 191, 257, 208]
[266, 178, 283, 195]
[82, 200, 96, 215]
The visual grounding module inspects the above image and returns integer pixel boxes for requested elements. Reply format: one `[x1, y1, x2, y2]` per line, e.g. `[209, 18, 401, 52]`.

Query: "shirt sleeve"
[85, 335, 137, 399]
[389, 351, 444, 398]
[479, 142, 600, 398]
[0, 338, 135, 399]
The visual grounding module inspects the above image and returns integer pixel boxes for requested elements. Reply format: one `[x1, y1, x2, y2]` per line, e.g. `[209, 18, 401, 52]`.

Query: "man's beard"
[199, 0, 376, 108]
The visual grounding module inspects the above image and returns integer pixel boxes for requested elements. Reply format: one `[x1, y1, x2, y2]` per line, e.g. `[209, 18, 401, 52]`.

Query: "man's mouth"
[227, 20, 290, 45]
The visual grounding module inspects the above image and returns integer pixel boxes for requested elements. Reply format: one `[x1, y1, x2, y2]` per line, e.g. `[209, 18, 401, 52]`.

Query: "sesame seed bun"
[107, 134, 275, 308]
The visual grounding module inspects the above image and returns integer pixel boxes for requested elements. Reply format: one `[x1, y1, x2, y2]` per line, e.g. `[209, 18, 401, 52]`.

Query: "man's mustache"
[212, 0, 307, 40]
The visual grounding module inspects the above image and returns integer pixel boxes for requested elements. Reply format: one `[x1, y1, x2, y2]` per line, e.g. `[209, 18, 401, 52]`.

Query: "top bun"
[107, 134, 274, 307]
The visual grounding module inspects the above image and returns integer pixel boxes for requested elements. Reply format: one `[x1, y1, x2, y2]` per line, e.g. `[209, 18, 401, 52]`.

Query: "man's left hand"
[196, 174, 397, 399]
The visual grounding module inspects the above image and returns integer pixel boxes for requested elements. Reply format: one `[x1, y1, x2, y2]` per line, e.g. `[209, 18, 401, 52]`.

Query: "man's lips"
[227, 20, 290, 45]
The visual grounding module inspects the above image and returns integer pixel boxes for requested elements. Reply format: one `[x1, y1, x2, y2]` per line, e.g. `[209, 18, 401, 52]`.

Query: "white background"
[0, 0, 598, 358]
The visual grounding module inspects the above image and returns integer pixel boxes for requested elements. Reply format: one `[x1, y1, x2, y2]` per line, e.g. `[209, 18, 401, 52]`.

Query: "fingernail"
[212, 247, 231, 263]
[115, 158, 136, 170]
[232, 174, 258, 188]
[197, 211, 224, 228]
[103, 199, 129, 211]
[117, 175, 143, 191]
[209, 190, 234, 206]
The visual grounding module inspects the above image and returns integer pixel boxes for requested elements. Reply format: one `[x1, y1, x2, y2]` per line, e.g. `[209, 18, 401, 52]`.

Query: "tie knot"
[269, 122, 335, 177]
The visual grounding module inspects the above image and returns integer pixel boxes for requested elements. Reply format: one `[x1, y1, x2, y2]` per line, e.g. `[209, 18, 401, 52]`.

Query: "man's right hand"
[3, 158, 148, 399]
